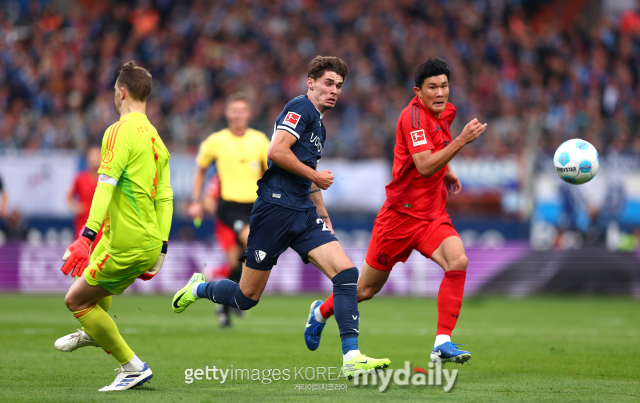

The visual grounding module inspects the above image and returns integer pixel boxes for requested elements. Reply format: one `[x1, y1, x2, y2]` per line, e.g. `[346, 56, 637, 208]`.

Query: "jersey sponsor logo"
[377, 252, 390, 265]
[443, 140, 451, 147]
[283, 112, 301, 129]
[310, 133, 323, 153]
[255, 250, 267, 263]
[410, 129, 427, 146]
[272, 193, 281, 198]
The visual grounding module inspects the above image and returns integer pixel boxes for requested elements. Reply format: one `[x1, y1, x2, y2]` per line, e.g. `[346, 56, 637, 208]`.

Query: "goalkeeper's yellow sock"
[98, 295, 111, 312]
[82, 296, 111, 336]
[73, 303, 134, 365]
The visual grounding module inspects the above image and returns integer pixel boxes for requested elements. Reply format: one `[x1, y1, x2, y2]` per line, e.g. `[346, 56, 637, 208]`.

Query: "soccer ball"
[553, 139, 599, 185]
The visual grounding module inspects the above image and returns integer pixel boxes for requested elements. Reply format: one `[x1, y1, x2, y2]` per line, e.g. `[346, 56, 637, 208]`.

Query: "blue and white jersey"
[257, 95, 326, 211]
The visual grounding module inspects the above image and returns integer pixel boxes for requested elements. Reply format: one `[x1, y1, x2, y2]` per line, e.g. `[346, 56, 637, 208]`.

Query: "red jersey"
[68, 171, 98, 235]
[384, 97, 456, 220]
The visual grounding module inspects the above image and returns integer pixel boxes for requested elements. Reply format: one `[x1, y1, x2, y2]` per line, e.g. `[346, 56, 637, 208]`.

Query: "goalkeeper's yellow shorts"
[83, 243, 162, 295]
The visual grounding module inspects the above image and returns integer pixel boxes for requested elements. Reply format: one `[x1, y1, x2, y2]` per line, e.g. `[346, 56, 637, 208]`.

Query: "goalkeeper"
[53, 61, 173, 392]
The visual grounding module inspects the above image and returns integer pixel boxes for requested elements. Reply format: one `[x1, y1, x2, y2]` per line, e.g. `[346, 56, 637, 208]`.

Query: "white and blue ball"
[553, 139, 599, 185]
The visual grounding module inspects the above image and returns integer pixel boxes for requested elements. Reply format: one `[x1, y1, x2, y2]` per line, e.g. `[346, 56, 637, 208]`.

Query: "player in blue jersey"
[172, 56, 390, 380]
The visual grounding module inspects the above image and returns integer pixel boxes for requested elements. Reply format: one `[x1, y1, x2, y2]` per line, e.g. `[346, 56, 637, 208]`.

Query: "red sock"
[436, 270, 466, 336]
[318, 293, 361, 319]
[319, 293, 334, 318]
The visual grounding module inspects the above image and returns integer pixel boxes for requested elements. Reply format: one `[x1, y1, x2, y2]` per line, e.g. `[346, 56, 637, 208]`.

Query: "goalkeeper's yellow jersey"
[97, 111, 171, 253]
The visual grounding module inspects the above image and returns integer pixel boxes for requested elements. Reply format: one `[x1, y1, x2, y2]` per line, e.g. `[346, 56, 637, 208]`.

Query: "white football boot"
[99, 363, 153, 391]
[54, 329, 98, 352]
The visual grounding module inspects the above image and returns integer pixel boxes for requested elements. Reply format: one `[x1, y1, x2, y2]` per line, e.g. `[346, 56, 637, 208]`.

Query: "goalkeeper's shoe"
[304, 300, 326, 351]
[342, 353, 391, 381]
[430, 342, 471, 364]
[98, 363, 153, 392]
[172, 272, 206, 313]
[54, 329, 98, 352]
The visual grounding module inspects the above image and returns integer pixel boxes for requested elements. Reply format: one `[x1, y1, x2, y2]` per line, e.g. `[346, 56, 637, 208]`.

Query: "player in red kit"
[304, 58, 487, 364]
[67, 146, 104, 250]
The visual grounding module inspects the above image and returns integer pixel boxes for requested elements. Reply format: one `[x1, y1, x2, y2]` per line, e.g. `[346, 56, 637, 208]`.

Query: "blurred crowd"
[1, 0, 640, 160]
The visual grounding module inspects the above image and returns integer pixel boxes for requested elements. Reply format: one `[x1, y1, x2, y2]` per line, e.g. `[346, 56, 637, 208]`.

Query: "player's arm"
[61, 122, 131, 277]
[66, 179, 83, 215]
[309, 182, 335, 235]
[412, 118, 487, 178]
[140, 155, 173, 281]
[0, 178, 7, 218]
[189, 137, 214, 219]
[268, 130, 333, 189]
[444, 164, 462, 196]
[155, 158, 173, 241]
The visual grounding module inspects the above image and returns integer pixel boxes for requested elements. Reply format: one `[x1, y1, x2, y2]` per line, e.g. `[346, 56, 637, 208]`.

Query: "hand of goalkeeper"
[61, 227, 97, 277]
[139, 241, 168, 281]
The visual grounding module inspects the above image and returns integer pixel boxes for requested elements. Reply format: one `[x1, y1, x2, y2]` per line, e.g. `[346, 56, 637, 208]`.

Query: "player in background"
[202, 174, 240, 281]
[187, 93, 269, 327]
[303, 58, 487, 365]
[202, 173, 244, 325]
[67, 146, 104, 250]
[0, 174, 7, 219]
[173, 56, 390, 380]
[53, 61, 173, 391]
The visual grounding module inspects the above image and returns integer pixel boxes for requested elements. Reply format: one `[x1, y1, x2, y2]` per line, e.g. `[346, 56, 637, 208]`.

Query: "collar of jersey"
[305, 95, 324, 120]
[119, 111, 146, 121]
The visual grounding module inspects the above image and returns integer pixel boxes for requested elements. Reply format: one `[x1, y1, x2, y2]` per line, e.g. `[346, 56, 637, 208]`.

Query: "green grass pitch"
[0, 294, 638, 402]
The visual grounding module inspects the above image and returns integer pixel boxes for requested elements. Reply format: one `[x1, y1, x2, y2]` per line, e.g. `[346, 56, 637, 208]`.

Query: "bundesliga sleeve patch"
[411, 129, 427, 146]
[282, 112, 301, 129]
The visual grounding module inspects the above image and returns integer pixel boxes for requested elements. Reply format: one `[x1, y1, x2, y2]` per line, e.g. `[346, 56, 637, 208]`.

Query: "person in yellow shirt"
[188, 93, 269, 326]
[54, 61, 172, 391]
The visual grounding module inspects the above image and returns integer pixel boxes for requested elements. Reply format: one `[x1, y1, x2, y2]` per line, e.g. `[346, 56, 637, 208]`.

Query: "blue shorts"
[240, 198, 338, 270]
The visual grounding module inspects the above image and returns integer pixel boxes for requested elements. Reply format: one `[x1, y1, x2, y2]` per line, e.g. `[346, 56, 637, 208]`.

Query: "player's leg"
[56, 235, 110, 352]
[306, 206, 410, 352]
[213, 219, 242, 327]
[419, 222, 471, 364]
[305, 241, 390, 379]
[312, 262, 390, 323]
[73, 247, 160, 391]
[173, 199, 286, 314]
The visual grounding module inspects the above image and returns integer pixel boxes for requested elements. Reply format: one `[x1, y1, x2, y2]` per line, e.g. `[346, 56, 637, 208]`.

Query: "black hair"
[414, 58, 450, 88]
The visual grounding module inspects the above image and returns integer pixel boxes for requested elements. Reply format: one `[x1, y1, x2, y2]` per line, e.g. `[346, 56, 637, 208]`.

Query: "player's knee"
[64, 292, 80, 312]
[332, 267, 359, 285]
[235, 286, 259, 311]
[449, 254, 468, 272]
[358, 286, 378, 301]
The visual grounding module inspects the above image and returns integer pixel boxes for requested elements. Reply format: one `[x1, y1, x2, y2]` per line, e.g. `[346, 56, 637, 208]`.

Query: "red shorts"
[215, 219, 237, 252]
[365, 206, 459, 271]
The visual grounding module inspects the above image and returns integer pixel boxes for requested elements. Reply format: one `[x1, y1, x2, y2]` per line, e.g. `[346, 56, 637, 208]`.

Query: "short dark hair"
[308, 56, 349, 81]
[414, 58, 450, 88]
[116, 61, 152, 102]
[225, 92, 250, 109]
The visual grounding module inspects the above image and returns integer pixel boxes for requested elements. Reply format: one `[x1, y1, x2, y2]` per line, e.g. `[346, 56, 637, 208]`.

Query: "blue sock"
[332, 267, 359, 354]
[196, 280, 258, 311]
[342, 337, 358, 355]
